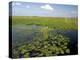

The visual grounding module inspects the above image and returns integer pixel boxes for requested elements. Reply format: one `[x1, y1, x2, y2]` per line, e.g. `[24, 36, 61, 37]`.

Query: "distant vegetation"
[11, 16, 77, 30]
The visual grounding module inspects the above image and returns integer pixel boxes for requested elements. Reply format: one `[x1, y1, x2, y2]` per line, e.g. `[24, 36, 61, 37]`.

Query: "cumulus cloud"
[40, 4, 53, 11]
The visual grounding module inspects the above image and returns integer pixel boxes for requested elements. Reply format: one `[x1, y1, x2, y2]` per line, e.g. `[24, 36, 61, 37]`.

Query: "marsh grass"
[11, 16, 77, 30]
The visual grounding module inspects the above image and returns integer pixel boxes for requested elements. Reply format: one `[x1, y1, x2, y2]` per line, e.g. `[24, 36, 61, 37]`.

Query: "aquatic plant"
[12, 33, 70, 58]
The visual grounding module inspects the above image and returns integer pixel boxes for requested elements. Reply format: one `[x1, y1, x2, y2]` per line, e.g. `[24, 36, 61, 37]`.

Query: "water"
[12, 25, 47, 47]
[12, 24, 78, 55]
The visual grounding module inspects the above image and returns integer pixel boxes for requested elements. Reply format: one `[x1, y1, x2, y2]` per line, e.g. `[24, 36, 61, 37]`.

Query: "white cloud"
[40, 4, 53, 11]
[15, 2, 21, 5]
[26, 5, 30, 8]
[12, 2, 21, 6]
[71, 11, 77, 14]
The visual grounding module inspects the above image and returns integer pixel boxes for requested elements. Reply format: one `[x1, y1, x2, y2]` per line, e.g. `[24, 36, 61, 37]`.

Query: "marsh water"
[12, 24, 78, 55]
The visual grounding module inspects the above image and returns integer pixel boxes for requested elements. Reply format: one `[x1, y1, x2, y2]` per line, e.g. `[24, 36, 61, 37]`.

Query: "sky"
[9, 1, 78, 17]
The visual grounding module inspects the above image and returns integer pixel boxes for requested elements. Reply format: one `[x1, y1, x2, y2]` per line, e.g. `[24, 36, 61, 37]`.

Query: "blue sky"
[10, 1, 78, 17]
